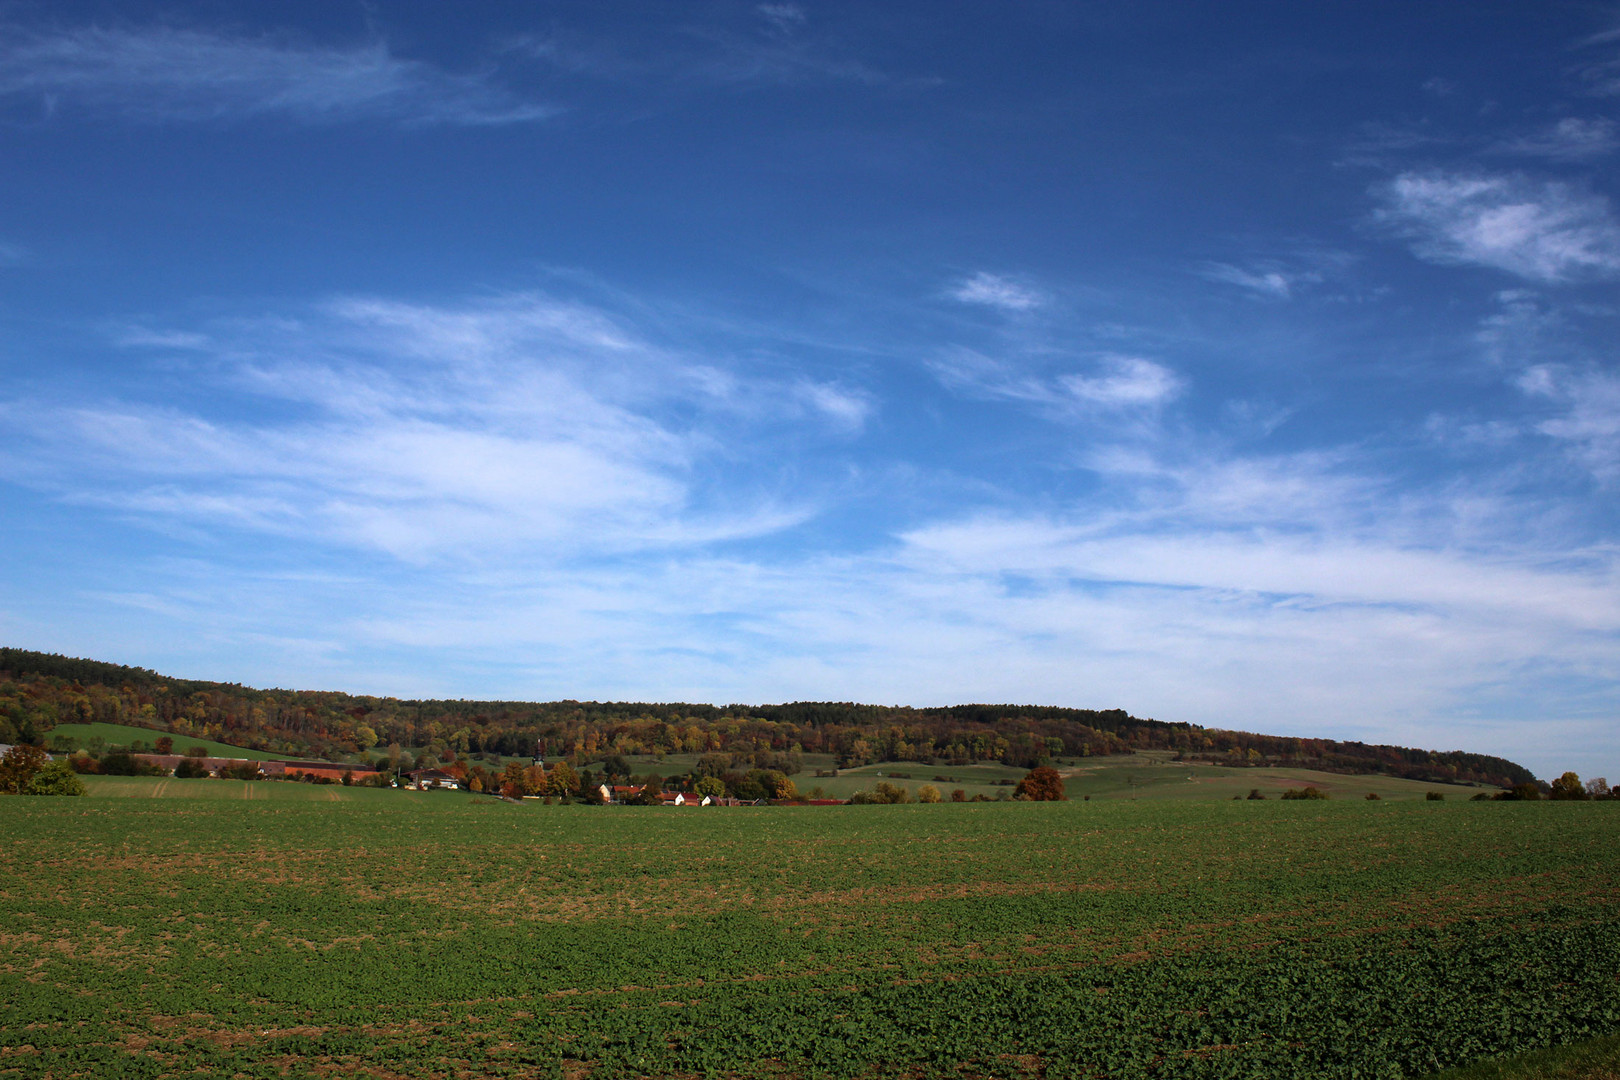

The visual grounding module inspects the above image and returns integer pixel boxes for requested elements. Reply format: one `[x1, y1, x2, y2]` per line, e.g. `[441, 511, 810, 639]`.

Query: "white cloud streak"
[1496, 117, 1619, 161]
[1518, 364, 1620, 481]
[0, 26, 555, 125]
[931, 350, 1181, 415]
[0, 293, 870, 561]
[1199, 262, 1300, 298]
[1374, 171, 1620, 283]
[948, 272, 1042, 311]
[756, 4, 808, 35]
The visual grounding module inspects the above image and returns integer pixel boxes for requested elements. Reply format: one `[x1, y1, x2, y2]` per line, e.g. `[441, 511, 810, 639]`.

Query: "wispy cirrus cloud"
[0, 292, 871, 561]
[756, 4, 809, 36]
[930, 350, 1181, 415]
[0, 26, 556, 126]
[1198, 261, 1321, 299]
[947, 271, 1042, 311]
[1373, 171, 1620, 283]
[1518, 364, 1620, 481]
[1495, 117, 1619, 161]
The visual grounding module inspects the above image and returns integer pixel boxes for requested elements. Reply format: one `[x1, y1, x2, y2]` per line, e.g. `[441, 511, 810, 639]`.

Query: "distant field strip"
[1, 793, 1616, 1078]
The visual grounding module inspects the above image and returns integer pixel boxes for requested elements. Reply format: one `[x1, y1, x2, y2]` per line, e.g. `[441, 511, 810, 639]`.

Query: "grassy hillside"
[45, 721, 283, 760]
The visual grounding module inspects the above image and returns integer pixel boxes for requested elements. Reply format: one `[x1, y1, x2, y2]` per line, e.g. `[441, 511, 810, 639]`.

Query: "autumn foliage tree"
[0, 744, 48, 793]
[1014, 765, 1066, 801]
[1549, 772, 1588, 800]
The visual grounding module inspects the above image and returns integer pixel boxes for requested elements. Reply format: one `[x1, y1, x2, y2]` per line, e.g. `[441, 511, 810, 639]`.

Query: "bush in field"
[1549, 772, 1588, 800]
[848, 782, 912, 805]
[1247, 789, 1266, 800]
[917, 784, 942, 803]
[24, 761, 85, 796]
[1014, 765, 1066, 801]
[951, 788, 966, 802]
[1281, 786, 1327, 800]
[1365, 792, 1381, 800]
[1426, 791, 1445, 801]
[173, 757, 208, 779]
[0, 744, 48, 793]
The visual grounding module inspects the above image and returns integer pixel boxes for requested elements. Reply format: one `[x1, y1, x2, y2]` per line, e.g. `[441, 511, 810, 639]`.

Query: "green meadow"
[42, 721, 282, 760]
[2, 783, 1616, 1078]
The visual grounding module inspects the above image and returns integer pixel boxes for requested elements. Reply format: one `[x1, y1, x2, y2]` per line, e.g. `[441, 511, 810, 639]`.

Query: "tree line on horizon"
[0, 647, 1537, 788]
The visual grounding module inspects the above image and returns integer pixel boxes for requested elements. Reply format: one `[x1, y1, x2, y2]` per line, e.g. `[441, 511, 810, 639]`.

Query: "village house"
[408, 768, 460, 790]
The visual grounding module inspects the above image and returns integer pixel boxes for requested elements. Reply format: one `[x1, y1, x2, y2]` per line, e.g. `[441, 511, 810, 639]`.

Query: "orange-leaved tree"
[1015, 765, 1066, 801]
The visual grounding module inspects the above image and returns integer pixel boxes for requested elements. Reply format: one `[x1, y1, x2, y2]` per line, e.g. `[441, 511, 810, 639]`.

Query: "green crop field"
[2, 787, 1616, 1079]
[42, 721, 284, 761]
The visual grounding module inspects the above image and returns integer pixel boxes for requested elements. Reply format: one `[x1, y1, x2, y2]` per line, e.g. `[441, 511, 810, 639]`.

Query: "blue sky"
[2, 2, 1618, 780]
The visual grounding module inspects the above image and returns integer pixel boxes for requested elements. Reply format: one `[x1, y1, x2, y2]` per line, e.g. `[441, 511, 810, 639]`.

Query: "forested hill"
[0, 647, 1536, 787]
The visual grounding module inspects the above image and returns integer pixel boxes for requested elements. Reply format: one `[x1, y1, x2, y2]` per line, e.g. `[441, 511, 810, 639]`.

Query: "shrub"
[950, 788, 966, 802]
[1247, 789, 1266, 800]
[173, 757, 209, 779]
[24, 761, 85, 796]
[1365, 792, 1380, 800]
[917, 784, 942, 803]
[1013, 766, 1066, 801]
[1426, 791, 1444, 801]
[850, 782, 913, 805]
[1280, 786, 1327, 800]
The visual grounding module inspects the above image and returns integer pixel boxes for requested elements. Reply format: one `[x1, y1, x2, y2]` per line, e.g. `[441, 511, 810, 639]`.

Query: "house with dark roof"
[408, 768, 460, 790]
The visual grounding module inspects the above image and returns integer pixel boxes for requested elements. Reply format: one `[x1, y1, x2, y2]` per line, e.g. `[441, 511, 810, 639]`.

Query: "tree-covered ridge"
[0, 648, 1536, 786]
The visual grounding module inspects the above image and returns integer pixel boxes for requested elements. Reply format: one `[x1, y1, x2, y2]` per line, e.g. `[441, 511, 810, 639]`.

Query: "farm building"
[408, 768, 460, 790]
